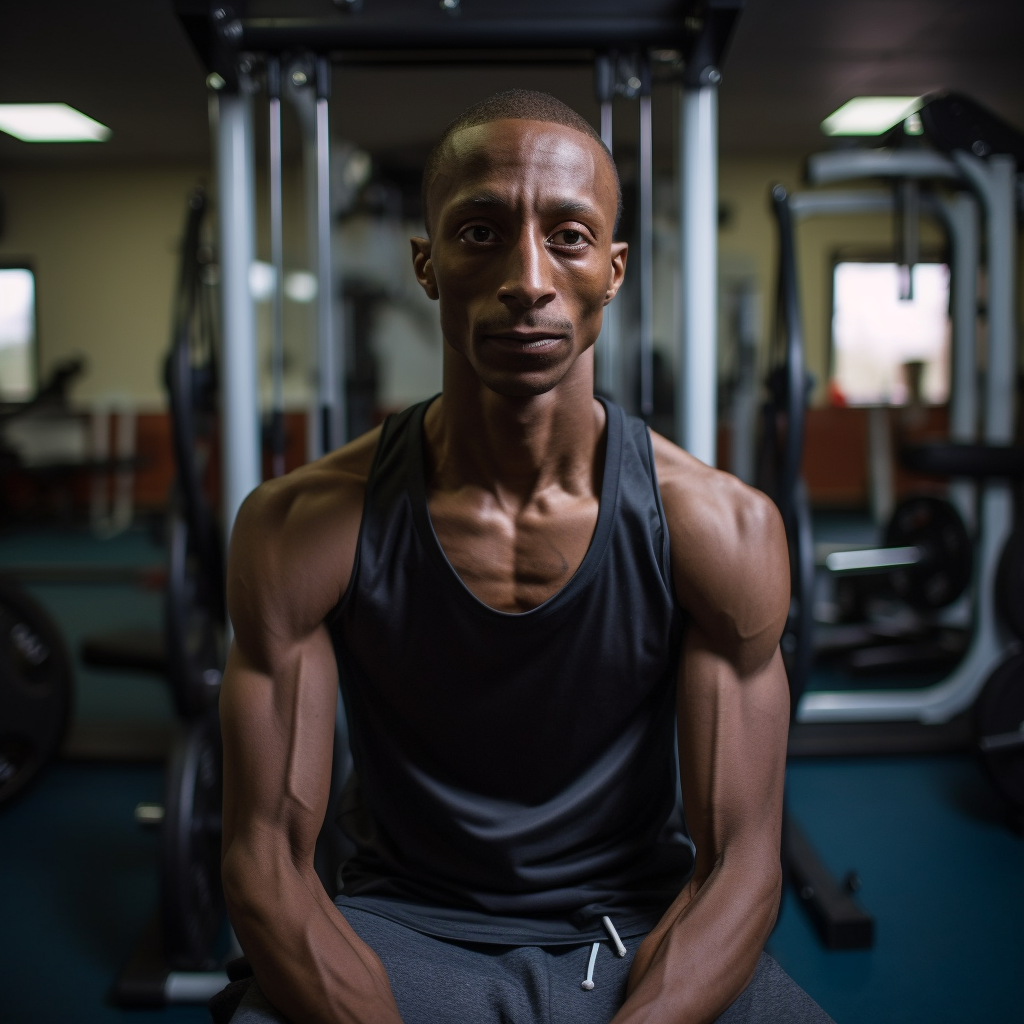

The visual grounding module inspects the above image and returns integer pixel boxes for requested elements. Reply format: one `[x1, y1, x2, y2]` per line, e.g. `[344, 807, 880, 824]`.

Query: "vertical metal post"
[216, 86, 260, 550]
[594, 56, 620, 403]
[267, 57, 286, 478]
[936, 191, 979, 528]
[678, 77, 719, 466]
[315, 55, 344, 453]
[638, 65, 654, 420]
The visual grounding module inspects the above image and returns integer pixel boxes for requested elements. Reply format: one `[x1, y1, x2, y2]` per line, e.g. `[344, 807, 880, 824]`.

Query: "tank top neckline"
[407, 396, 624, 621]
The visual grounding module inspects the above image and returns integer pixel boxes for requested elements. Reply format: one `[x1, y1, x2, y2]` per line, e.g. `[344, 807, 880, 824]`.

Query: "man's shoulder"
[228, 426, 382, 643]
[237, 425, 381, 542]
[649, 431, 780, 546]
[650, 431, 788, 654]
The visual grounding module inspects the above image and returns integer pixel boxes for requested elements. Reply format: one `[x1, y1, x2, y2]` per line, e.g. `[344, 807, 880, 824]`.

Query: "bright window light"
[0, 103, 111, 143]
[0, 267, 37, 401]
[830, 262, 950, 406]
[821, 97, 921, 137]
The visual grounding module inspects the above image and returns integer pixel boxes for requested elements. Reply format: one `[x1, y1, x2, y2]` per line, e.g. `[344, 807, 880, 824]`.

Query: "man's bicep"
[220, 626, 340, 865]
[676, 622, 790, 881]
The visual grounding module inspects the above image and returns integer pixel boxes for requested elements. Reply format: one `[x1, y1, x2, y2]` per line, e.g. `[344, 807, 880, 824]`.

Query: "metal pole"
[943, 192, 979, 445]
[678, 77, 719, 465]
[315, 55, 344, 452]
[267, 57, 286, 478]
[638, 68, 654, 420]
[216, 86, 261, 550]
[596, 98, 619, 401]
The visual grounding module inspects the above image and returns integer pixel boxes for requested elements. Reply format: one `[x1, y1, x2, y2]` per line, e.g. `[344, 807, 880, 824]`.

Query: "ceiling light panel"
[821, 97, 921, 137]
[0, 103, 111, 142]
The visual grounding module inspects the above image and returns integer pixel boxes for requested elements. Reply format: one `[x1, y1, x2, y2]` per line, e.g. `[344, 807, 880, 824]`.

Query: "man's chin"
[481, 373, 560, 400]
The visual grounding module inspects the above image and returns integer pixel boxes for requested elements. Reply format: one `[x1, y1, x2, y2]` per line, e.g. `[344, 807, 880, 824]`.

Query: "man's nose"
[497, 231, 555, 309]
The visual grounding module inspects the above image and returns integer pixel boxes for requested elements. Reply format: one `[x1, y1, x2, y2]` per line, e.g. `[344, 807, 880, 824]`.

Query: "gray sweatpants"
[230, 906, 834, 1024]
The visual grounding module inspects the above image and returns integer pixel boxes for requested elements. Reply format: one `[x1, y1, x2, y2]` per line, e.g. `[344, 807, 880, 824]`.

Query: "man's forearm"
[223, 844, 403, 1024]
[613, 856, 781, 1024]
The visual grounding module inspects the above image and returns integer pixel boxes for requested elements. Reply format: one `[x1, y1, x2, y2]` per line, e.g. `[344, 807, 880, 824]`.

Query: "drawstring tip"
[581, 980, 595, 991]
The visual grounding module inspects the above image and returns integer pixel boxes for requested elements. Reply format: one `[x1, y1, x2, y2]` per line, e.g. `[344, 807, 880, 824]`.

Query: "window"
[0, 266, 37, 402]
[830, 261, 950, 406]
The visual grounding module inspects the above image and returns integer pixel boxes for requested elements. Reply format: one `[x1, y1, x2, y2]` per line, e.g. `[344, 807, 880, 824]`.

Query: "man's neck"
[424, 352, 605, 504]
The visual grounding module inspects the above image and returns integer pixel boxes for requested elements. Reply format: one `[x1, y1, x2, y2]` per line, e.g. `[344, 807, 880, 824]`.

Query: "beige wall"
[1, 157, 1018, 413]
[0, 164, 210, 409]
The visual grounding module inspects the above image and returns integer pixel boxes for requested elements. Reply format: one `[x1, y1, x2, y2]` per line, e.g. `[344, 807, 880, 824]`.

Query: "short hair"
[421, 89, 621, 235]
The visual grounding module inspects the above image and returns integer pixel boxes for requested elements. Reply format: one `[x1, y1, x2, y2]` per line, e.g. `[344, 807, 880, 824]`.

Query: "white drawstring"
[601, 915, 627, 957]
[580, 942, 600, 990]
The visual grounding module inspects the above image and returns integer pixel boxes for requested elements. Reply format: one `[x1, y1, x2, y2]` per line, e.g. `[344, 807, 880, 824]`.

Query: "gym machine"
[137, 0, 747, 1004]
[765, 94, 1024, 820]
[776, 170, 981, 676]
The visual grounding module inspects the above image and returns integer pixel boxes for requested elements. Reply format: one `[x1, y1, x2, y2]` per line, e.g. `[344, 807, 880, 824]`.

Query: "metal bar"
[824, 546, 921, 574]
[267, 57, 286, 478]
[230, 18, 689, 53]
[785, 814, 874, 950]
[315, 55, 344, 453]
[953, 154, 1017, 446]
[638, 77, 654, 420]
[216, 87, 261, 550]
[678, 82, 718, 464]
[596, 96, 618, 401]
[941, 193, 979, 445]
[807, 149, 959, 184]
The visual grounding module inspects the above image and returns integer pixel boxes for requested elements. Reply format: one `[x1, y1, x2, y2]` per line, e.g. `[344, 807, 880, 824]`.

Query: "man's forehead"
[431, 118, 613, 218]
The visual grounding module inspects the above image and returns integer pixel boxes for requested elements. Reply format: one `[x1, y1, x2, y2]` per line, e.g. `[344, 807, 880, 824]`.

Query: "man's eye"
[552, 229, 585, 246]
[464, 226, 495, 243]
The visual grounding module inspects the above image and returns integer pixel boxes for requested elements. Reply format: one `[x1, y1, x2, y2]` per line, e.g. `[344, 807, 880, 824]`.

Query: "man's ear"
[410, 237, 438, 301]
[604, 241, 628, 306]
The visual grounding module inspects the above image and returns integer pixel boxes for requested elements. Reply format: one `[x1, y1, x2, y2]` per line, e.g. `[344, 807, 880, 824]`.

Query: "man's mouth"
[482, 331, 568, 350]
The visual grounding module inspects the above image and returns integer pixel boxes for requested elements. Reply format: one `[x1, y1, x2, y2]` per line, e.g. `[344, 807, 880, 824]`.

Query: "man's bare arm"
[220, 433, 404, 1024]
[613, 439, 791, 1023]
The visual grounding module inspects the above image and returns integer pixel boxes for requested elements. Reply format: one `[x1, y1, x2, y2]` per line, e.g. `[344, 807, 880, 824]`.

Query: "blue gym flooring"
[1, 524, 1022, 1023]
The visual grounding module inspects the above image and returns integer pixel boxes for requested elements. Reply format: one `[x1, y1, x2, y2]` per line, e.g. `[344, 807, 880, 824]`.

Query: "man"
[221, 90, 833, 1024]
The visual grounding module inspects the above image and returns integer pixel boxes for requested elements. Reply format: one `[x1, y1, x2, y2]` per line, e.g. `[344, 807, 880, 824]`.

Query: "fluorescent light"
[0, 103, 111, 142]
[821, 97, 921, 137]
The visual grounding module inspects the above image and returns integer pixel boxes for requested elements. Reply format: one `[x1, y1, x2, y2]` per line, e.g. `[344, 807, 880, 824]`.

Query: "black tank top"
[327, 397, 693, 944]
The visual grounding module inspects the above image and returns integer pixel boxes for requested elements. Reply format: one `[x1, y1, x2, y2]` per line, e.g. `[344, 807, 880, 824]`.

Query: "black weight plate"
[885, 496, 972, 610]
[996, 528, 1024, 641]
[976, 651, 1024, 809]
[0, 580, 73, 806]
[165, 510, 224, 720]
[160, 710, 224, 969]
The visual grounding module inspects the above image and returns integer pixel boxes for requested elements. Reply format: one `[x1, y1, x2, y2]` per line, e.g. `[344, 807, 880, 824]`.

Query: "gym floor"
[1, 525, 1022, 1024]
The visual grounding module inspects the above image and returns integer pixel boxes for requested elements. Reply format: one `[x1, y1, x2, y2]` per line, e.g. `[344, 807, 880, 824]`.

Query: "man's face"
[411, 119, 627, 398]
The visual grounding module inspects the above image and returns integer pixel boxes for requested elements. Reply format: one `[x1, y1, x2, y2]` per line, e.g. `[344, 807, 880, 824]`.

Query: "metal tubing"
[267, 57, 286, 478]
[941, 192, 979, 445]
[678, 83, 718, 465]
[595, 98, 619, 401]
[953, 153, 1017, 446]
[315, 55, 344, 453]
[638, 87, 654, 419]
[807, 149, 959, 184]
[216, 88, 261, 550]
